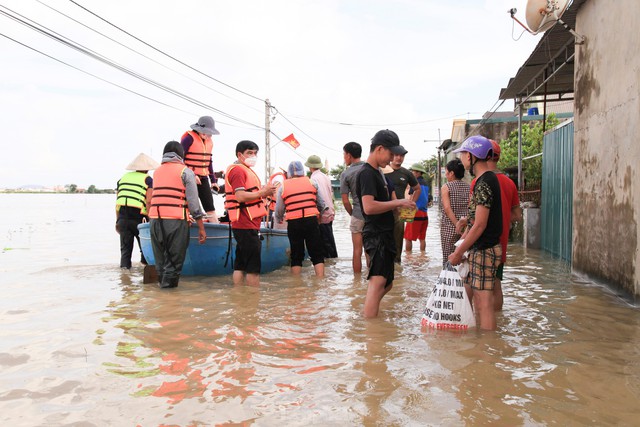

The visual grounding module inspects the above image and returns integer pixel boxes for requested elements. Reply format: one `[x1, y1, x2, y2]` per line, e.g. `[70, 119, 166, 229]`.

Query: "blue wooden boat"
[138, 222, 290, 276]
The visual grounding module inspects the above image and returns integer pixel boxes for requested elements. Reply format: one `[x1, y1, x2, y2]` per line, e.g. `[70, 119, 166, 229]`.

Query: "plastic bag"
[421, 262, 476, 330]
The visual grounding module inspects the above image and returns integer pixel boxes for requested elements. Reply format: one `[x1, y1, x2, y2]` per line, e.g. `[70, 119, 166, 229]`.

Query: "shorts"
[403, 211, 428, 241]
[466, 245, 502, 291]
[363, 229, 395, 287]
[232, 228, 262, 274]
[350, 216, 364, 233]
[197, 176, 215, 212]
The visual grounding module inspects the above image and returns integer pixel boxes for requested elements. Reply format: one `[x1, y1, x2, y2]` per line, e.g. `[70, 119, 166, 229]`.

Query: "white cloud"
[0, 0, 541, 188]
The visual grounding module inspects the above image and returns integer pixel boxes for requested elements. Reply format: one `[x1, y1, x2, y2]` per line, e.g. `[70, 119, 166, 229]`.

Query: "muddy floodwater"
[1, 193, 639, 426]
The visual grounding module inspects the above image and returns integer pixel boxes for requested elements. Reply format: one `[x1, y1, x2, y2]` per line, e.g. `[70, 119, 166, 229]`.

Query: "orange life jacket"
[224, 163, 267, 222]
[148, 162, 188, 220]
[182, 130, 212, 176]
[281, 176, 319, 220]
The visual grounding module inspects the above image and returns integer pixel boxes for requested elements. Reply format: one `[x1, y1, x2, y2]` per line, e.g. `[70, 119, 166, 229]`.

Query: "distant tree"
[87, 185, 97, 193]
[329, 164, 346, 180]
[66, 184, 78, 193]
[498, 113, 560, 185]
[417, 155, 438, 190]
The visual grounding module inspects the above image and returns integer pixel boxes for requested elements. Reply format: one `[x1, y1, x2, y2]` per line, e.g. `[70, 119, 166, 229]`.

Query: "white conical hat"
[126, 153, 160, 171]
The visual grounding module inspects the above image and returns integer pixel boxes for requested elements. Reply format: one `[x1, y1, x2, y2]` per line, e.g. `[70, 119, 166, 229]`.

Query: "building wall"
[573, 0, 640, 296]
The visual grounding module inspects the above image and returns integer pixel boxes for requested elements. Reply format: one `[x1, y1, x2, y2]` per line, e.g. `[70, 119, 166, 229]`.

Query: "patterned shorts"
[466, 245, 502, 291]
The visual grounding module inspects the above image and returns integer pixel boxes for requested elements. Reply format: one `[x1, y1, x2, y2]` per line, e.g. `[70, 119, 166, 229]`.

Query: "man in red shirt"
[224, 140, 276, 286]
[488, 140, 522, 311]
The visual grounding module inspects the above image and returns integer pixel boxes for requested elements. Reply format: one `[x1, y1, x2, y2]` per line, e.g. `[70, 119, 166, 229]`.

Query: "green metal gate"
[541, 119, 574, 262]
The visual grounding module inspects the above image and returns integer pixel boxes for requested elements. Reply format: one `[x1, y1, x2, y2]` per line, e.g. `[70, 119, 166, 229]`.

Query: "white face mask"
[243, 155, 258, 167]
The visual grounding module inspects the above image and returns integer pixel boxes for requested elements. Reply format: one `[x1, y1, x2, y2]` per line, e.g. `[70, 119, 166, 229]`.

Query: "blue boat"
[138, 222, 290, 276]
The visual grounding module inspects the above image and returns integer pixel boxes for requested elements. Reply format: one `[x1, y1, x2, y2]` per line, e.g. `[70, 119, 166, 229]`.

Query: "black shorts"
[232, 228, 262, 274]
[197, 176, 215, 212]
[363, 229, 396, 287]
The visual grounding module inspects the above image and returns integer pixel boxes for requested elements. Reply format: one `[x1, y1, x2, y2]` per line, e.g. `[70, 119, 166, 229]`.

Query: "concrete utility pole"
[517, 102, 523, 191]
[265, 99, 271, 183]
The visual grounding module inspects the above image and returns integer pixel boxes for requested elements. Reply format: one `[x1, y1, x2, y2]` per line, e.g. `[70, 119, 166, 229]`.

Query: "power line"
[68, 0, 265, 103]
[36, 0, 264, 115]
[0, 4, 264, 130]
[273, 107, 341, 153]
[288, 112, 479, 127]
[0, 32, 193, 115]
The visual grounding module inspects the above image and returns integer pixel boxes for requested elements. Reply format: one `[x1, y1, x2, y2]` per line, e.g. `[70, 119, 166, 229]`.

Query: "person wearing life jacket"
[149, 141, 207, 289]
[403, 163, 431, 252]
[305, 154, 338, 259]
[116, 153, 159, 269]
[224, 140, 276, 286]
[180, 115, 221, 223]
[274, 160, 326, 277]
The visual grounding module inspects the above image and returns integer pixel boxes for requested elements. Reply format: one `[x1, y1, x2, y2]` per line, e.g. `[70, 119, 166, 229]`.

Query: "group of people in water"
[115, 115, 522, 328]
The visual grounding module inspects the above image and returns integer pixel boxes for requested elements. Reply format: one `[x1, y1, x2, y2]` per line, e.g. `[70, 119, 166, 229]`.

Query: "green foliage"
[417, 155, 438, 189]
[497, 114, 560, 185]
[329, 164, 346, 180]
[66, 184, 78, 193]
[87, 185, 97, 194]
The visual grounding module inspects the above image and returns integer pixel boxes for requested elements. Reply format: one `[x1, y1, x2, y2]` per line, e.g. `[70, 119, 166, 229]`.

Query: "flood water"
[1, 193, 639, 426]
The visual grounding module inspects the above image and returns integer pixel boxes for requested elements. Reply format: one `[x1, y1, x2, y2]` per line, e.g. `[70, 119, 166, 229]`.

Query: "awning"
[499, 0, 588, 101]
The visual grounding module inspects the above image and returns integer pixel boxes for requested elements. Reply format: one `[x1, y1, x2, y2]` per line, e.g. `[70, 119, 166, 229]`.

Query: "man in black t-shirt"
[384, 147, 421, 263]
[356, 130, 416, 318]
[448, 135, 502, 330]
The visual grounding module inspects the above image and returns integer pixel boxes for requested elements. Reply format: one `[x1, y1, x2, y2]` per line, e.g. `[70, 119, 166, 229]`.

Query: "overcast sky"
[1, 0, 541, 189]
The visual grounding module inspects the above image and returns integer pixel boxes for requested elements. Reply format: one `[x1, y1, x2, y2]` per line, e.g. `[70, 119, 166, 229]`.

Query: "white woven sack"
[421, 263, 476, 330]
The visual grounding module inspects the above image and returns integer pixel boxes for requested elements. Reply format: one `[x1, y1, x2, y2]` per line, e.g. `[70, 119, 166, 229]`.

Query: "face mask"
[243, 155, 258, 167]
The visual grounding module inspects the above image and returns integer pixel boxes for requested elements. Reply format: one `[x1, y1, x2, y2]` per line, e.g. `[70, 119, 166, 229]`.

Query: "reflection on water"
[1, 194, 639, 425]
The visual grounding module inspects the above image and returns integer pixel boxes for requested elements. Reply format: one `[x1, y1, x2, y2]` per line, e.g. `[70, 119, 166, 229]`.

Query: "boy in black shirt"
[356, 130, 416, 318]
[449, 135, 502, 330]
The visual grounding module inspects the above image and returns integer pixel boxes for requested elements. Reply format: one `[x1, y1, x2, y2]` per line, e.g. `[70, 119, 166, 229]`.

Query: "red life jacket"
[182, 130, 212, 176]
[224, 163, 267, 223]
[281, 176, 319, 220]
[148, 162, 188, 220]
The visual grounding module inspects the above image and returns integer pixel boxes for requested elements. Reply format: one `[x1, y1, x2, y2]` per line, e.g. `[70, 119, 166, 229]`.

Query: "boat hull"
[138, 222, 290, 276]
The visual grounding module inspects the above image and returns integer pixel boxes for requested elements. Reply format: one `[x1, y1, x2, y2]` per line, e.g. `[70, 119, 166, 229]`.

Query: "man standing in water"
[404, 163, 430, 252]
[455, 140, 522, 311]
[115, 152, 158, 270]
[224, 140, 276, 286]
[448, 135, 502, 330]
[306, 154, 338, 259]
[340, 142, 366, 274]
[357, 130, 416, 318]
[384, 146, 420, 264]
[181, 115, 221, 223]
[148, 141, 206, 289]
[275, 160, 326, 277]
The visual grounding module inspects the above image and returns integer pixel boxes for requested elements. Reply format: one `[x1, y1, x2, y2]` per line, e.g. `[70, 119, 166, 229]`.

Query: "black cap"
[371, 129, 406, 155]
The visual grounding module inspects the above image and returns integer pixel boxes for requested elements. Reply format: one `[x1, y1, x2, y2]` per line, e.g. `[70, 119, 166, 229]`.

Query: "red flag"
[283, 133, 300, 149]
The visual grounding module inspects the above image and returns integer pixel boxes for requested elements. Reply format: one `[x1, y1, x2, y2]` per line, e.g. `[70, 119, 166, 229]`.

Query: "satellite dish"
[508, 0, 584, 44]
[525, 0, 570, 34]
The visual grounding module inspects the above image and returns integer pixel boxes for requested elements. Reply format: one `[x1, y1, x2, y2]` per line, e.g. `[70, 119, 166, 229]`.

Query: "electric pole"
[265, 99, 271, 183]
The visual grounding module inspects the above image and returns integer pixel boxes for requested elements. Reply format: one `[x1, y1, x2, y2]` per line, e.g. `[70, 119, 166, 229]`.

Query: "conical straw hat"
[126, 153, 160, 171]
